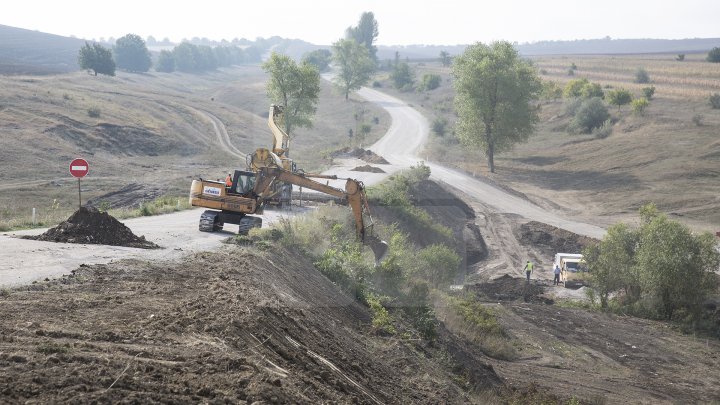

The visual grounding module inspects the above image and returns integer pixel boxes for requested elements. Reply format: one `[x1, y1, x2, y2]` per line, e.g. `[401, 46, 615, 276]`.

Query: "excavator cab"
[230, 170, 256, 196]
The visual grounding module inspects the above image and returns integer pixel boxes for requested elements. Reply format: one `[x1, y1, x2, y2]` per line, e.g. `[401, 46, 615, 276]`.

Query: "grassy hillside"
[0, 25, 88, 74]
[374, 54, 720, 231]
[0, 66, 388, 228]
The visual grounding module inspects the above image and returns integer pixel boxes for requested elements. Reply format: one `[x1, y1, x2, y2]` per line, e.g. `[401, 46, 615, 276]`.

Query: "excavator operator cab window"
[233, 171, 256, 195]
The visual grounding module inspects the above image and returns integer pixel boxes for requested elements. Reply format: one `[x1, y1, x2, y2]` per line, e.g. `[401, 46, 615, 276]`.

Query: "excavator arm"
[254, 167, 388, 261]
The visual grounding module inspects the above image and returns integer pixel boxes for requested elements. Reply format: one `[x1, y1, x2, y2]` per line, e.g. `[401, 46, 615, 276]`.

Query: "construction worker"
[225, 173, 233, 188]
[524, 260, 533, 283]
[553, 264, 561, 286]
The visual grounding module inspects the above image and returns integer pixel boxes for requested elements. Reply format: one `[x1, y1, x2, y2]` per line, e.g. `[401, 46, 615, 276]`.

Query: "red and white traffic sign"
[69, 158, 89, 178]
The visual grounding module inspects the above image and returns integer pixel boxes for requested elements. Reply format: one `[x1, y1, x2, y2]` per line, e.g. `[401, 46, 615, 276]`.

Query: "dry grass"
[379, 56, 720, 231]
[0, 66, 389, 227]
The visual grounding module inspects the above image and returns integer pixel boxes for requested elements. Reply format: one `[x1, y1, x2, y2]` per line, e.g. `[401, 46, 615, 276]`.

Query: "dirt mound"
[27, 207, 159, 249]
[468, 274, 549, 303]
[518, 221, 598, 257]
[351, 164, 385, 173]
[331, 147, 389, 164]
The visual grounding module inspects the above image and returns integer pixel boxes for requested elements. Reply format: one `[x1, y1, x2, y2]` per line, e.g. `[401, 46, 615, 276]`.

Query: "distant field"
[0, 66, 389, 228]
[375, 54, 720, 231]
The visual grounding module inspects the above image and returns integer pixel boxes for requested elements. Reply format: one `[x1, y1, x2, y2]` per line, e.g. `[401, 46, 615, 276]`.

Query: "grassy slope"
[0, 66, 389, 228]
[376, 55, 720, 231]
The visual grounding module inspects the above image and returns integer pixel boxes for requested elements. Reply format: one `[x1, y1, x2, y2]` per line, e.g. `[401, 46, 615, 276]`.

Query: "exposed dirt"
[24, 207, 159, 249]
[351, 165, 386, 173]
[517, 220, 599, 258]
[86, 183, 165, 209]
[332, 147, 389, 164]
[467, 274, 549, 304]
[0, 246, 502, 403]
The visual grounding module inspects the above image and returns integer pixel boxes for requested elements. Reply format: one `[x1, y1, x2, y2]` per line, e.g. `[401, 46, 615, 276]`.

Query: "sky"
[2, 0, 719, 45]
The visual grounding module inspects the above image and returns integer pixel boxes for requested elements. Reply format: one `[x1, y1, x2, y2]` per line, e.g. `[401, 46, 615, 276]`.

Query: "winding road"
[0, 79, 604, 287]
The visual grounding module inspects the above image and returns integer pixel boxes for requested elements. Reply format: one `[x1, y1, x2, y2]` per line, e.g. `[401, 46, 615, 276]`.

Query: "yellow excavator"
[189, 166, 388, 261]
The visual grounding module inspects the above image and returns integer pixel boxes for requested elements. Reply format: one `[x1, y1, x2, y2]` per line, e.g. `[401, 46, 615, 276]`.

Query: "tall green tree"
[452, 41, 541, 173]
[439, 51, 451, 67]
[155, 50, 175, 73]
[302, 49, 332, 72]
[113, 34, 152, 72]
[78, 42, 115, 76]
[345, 11, 379, 62]
[262, 52, 320, 137]
[332, 39, 375, 100]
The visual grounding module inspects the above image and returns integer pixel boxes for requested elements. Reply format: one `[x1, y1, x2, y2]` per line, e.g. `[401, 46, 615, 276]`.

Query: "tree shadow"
[503, 167, 641, 191]
[511, 156, 564, 166]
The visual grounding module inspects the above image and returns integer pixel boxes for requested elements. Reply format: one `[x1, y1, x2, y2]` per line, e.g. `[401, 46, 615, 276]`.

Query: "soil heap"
[518, 220, 598, 257]
[351, 164, 385, 173]
[28, 207, 159, 249]
[331, 147, 389, 164]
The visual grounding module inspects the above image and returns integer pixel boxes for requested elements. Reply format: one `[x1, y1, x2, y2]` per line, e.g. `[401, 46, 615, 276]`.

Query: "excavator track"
[199, 210, 223, 232]
[238, 216, 262, 235]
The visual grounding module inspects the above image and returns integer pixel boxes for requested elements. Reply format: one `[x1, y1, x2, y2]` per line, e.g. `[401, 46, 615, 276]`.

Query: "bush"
[366, 294, 396, 335]
[414, 244, 461, 287]
[592, 119, 613, 139]
[676, 54, 685, 61]
[710, 93, 720, 109]
[432, 117, 448, 136]
[642, 86, 655, 100]
[606, 88, 633, 110]
[692, 114, 704, 126]
[372, 80, 382, 88]
[631, 97, 649, 115]
[87, 107, 101, 117]
[563, 78, 603, 99]
[540, 80, 563, 100]
[581, 82, 604, 99]
[570, 97, 610, 134]
[634, 67, 650, 84]
[419, 73, 441, 91]
[706, 47, 720, 63]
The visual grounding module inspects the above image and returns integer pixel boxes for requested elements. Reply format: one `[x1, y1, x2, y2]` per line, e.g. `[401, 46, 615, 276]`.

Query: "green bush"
[87, 107, 101, 118]
[606, 88, 633, 110]
[563, 78, 603, 99]
[710, 93, 720, 109]
[634, 67, 650, 84]
[366, 293, 396, 335]
[642, 86, 656, 100]
[541, 80, 563, 100]
[592, 119, 613, 139]
[432, 117, 448, 136]
[581, 82, 604, 99]
[692, 114, 704, 126]
[414, 244, 461, 287]
[706, 47, 720, 63]
[632, 97, 649, 115]
[419, 73, 441, 91]
[570, 97, 610, 133]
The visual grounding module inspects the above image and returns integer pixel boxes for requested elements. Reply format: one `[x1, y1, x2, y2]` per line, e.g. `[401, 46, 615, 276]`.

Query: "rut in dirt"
[25, 207, 159, 249]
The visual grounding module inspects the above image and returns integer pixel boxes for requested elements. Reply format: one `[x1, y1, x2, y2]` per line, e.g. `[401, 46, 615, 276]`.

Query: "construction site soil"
[24, 207, 159, 249]
[351, 165, 386, 173]
[3, 181, 720, 403]
[331, 147, 390, 164]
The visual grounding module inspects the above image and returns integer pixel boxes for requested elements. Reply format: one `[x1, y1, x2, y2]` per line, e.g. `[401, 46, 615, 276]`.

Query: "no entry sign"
[70, 158, 89, 178]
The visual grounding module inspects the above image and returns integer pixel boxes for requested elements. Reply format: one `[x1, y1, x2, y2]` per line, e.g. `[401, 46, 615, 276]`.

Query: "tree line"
[78, 33, 262, 76]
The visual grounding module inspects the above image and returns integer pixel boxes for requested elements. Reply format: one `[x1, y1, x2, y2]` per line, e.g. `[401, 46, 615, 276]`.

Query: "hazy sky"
[2, 0, 719, 45]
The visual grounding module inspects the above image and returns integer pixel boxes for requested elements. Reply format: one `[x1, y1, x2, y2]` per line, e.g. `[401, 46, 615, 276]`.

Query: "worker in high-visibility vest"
[524, 260, 533, 283]
[225, 173, 233, 188]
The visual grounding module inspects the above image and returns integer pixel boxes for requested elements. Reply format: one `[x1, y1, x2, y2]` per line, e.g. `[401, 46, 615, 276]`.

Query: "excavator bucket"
[365, 235, 389, 264]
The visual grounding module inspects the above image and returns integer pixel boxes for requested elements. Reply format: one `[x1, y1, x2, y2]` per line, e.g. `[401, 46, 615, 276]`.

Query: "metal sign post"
[69, 158, 89, 209]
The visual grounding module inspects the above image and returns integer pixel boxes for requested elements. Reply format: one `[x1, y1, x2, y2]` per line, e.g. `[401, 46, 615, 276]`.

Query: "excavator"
[189, 166, 388, 261]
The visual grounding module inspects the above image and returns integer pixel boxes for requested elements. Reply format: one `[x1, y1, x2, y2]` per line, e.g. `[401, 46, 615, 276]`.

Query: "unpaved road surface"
[0, 207, 306, 287]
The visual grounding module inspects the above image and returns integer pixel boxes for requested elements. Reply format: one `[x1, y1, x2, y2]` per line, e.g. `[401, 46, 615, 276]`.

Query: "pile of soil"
[351, 164, 385, 173]
[331, 147, 389, 164]
[518, 221, 598, 257]
[0, 247, 502, 403]
[26, 207, 159, 249]
[467, 274, 549, 303]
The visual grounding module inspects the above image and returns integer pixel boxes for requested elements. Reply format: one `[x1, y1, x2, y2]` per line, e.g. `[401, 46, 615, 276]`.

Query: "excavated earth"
[331, 147, 389, 164]
[0, 247, 502, 403]
[24, 207, 159, 249]
[351, 165, 386, 173]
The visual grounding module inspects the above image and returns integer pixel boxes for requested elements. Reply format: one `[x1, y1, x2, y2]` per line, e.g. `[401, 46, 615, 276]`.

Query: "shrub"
[414, 244, 461, 287]
[707, 47, 720, 63]
[539, 68, 548, 75]
[567, 68, 575, 76]
[570, 97, 610, 134]
[592, 119, 613, 139]
[606, 88, 633, 110]
[676, 54, 685, 61]
[419, 73, 441, 91]
[564, 78, 589, 98]
[366, 293, 396, 335]
[631, 97, 649, 115]
[634, 67, 650, 84]
[432, 117, 448, 136]
[540, 80, 563, 100]
[692, 114, 704, 126]
[642, 86, 655, 100]
[372, 80, 382, 88]
[581, 82, 604, 99]
[87, 107, 101, 117]
[570, 62, 577, 71]
[710, 93, 720, 109]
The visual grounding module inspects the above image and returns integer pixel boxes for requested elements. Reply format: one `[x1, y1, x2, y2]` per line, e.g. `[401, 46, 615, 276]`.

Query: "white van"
[554, 253, 587, 287]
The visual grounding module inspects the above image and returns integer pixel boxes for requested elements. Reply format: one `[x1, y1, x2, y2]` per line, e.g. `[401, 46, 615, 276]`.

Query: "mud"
[25, 207, 159, 249]
[332, 147, 389, 164]
[467, 274, 550, 304]
[518, 220, 598, 257]
[351, 165, 386, 173]
[0, 247, 502, 403]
